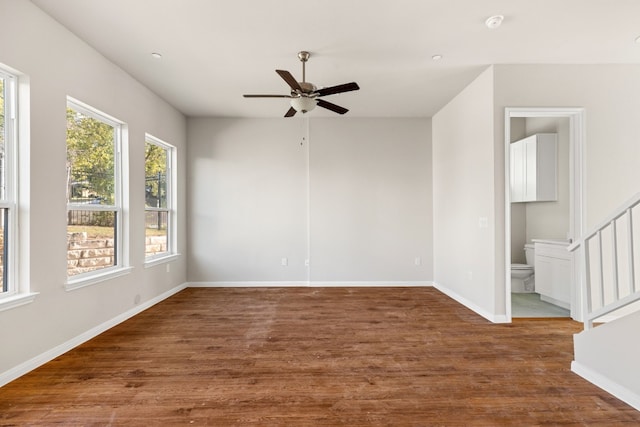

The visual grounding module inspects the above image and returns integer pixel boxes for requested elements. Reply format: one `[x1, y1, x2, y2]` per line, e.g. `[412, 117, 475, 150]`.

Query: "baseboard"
[187, 281, 434, 288]
[593, 313, 622, 323]
[310, 281, 433, 287]
[540, 294, 570, 310]
[571, 361, 640, 411]
[432, 282, 509, 323]
[187, 281, 310, 287]
[0, 282, 188, 388]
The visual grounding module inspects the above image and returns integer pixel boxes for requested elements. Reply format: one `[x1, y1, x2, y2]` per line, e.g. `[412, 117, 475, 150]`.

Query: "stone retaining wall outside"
[67, 232, 168, 276]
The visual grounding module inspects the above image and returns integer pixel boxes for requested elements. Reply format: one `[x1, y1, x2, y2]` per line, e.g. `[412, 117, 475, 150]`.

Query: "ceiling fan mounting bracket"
[298, 51, 310, 62]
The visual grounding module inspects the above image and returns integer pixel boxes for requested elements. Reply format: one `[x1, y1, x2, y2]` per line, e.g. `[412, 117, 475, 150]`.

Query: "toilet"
[511, 243, 535, 293]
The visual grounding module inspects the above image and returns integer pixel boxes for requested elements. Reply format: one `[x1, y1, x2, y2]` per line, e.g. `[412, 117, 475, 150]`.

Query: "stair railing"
[568, 191, 640, 330]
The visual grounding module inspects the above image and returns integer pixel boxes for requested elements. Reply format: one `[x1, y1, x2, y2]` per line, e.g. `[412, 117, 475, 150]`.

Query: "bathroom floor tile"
[512, 293, 570, 317]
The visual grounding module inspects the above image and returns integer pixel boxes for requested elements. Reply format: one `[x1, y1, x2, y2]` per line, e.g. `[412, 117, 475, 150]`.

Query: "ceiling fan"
[243, 51, 360, 117]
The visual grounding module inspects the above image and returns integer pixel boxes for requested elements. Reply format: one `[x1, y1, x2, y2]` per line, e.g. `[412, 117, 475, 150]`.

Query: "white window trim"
[144, 134, 176, 265]
[144, 253, 181, 268]
[0, 67, 29, 310]
[66, 266, 133, 291]
[0, 292, 38, 313]
[65, 97, 129, 290]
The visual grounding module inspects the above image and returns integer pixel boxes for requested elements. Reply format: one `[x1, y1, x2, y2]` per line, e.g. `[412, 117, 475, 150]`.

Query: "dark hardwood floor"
[1, 287, 639, 426]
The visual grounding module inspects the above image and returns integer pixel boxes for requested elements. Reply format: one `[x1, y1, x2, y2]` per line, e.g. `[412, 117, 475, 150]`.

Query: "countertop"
[532, 238, 571, 246]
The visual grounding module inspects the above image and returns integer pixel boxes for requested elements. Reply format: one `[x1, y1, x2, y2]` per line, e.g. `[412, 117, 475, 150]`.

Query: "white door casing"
[504, 107, 586, 322]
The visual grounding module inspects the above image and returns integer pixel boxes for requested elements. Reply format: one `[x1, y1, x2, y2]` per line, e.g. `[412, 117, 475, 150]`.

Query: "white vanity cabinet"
[510, 134, 557, 203]
[534, 240, 571, 309]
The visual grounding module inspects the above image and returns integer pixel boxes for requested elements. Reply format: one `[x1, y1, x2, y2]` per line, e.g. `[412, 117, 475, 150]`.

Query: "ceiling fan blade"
[276, 70, 302, 92]
[317, 99, 348, 115]
[284, 107, 297, 117]
[315, 82, 360, 97]
[243, 94, 292, 98]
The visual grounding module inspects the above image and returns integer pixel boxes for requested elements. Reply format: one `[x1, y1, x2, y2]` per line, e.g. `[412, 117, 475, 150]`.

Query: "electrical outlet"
[305, 259, 310, 267]
[166, 263, 170, 273]
[467, 271, 473, 280]
[414, 257, 422, 266]
[281, 257, 288, 266]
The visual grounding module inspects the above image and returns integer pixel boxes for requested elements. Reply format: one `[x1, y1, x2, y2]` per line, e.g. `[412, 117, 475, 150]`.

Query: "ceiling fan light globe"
[291, 96, 317, 113]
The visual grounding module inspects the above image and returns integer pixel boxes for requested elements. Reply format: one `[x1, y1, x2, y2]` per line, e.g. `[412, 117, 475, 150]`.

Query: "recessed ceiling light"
[432, 54, 443, 61]
[485, 15, 504, 29]
[151, 52, 163, 59]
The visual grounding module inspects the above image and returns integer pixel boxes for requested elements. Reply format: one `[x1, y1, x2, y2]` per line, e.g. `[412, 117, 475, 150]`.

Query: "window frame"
[65, 97, 130, 289]
[144, 134, 177, 266]
[0, 66, 36, 311]
[0, 69, 17, 298]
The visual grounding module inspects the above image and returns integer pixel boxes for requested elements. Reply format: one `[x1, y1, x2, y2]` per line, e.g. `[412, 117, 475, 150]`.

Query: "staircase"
[568, 191, 640, 410]
[568, 191, 640, 329]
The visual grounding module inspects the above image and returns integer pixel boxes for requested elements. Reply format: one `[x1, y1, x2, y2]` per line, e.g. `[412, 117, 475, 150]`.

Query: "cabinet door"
[524, 138, 537, 201]
[551, 258, 571, 303]
[535, 136, 558, 201]
[535, 256, 554, 297]
[509, 134, 557, 203]
[535, 254, 571, 305]
[510, 140, 525, 202]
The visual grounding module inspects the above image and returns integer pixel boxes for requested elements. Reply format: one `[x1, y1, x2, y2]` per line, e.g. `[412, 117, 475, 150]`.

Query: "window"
[144, 135, 175, 262]
[66, 98, 127, 287]
[0, 69, 17, 300]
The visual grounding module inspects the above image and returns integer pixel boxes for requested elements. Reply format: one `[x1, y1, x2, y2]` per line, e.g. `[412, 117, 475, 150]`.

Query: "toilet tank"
[524, 243, 535, 266]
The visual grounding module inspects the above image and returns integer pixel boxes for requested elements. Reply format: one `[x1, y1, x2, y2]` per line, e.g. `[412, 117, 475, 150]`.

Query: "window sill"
[65, 266, 134, 291]
[0, 292, 39, 313]
[144, 253, 181, 268]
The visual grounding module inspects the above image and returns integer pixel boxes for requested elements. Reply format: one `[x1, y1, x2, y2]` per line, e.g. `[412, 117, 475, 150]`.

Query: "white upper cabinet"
[510, 133, 557, 203]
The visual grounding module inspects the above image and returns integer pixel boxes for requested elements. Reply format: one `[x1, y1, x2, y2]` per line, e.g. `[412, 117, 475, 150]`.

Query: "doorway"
[504, 108, 585, 321]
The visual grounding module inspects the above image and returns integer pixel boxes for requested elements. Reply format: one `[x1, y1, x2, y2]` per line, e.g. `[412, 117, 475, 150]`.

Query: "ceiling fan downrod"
[298, 51, 310, 83]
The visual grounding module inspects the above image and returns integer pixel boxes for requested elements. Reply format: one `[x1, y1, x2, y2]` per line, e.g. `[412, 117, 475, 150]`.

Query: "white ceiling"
[31, 0, 640, 118]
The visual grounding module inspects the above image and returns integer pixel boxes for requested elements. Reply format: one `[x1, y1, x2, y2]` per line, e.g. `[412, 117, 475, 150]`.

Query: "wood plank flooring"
[1, 287, 639, 426]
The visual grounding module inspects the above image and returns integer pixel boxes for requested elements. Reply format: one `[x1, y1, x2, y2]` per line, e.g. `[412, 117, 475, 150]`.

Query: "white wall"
[432, 67, 499, 319]
[0, 1, 187, 380]
[187, 118, 308, 283]
[309, 118, 432, 282]
[187, 117, 432, 284]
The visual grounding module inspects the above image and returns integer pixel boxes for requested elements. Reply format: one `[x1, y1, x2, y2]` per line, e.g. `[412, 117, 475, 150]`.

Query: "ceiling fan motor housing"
[297, 82, 317, 94]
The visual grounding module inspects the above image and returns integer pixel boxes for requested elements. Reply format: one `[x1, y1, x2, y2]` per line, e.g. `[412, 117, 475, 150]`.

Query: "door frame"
[504, 107, 586, 322]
